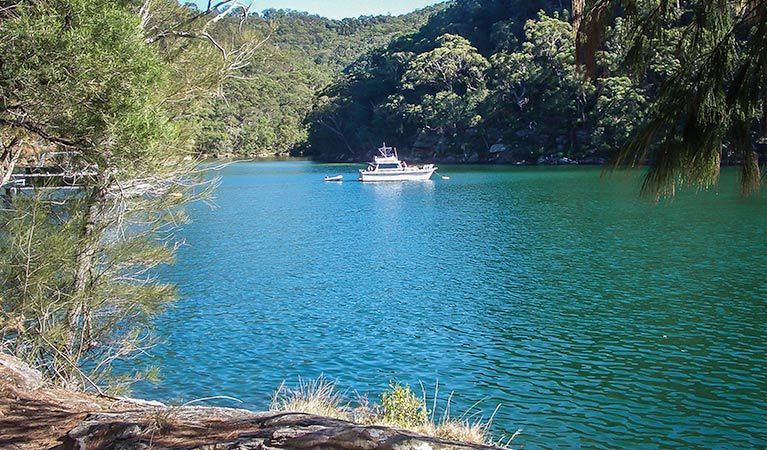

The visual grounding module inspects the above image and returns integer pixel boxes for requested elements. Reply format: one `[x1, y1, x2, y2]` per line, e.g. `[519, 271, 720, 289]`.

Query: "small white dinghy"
[324, 175, 343, 182]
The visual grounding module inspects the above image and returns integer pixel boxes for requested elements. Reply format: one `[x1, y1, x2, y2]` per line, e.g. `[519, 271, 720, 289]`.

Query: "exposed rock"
[0, 354, 509, 450]
[63, 408, 504, 450]
[0, 358, 118, 450]
[0, 353, 43, 391]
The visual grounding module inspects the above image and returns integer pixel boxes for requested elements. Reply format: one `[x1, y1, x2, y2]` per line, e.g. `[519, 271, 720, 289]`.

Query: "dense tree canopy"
[577, 0, 767, 196]
[303, 2, 650, 164]
[0, 0, 235, 390]
[298, 0, 767, 198]
[190, 4, 442, 157]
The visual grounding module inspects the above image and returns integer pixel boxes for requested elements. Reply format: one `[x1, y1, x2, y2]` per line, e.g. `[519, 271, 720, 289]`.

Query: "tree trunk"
[572, 0, 585, 40]
[0, 137, 22, 187]
[573, 0, 603, 81]
[66, 185, 107, 368]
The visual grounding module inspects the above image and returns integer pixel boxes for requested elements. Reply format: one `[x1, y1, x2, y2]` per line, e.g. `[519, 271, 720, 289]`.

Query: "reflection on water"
[121, 162, 767, 449]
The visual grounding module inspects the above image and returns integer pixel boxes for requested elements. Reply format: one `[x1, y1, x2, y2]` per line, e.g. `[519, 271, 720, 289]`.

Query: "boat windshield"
[378, 163, 400, 170]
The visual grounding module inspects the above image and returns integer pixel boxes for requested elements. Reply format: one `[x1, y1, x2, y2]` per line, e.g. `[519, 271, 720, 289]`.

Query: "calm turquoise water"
[127, 162, 767, 449]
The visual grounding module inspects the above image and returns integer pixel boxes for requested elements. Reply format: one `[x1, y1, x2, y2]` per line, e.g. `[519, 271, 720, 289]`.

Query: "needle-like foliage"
[578, 0, 767, 197]
[0, 0, 238, 391]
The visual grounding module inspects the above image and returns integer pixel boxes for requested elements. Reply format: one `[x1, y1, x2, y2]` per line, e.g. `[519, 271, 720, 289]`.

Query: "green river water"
[125, 162, 767, 449]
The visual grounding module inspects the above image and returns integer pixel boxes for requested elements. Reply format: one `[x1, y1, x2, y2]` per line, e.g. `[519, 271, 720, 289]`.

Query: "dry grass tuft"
[427, 418, 492, 444]
[417, 385, 499, 446]
[270, 375, 351, 420]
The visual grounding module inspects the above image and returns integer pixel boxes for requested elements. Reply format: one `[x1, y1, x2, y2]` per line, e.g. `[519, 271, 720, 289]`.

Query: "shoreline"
[0, 354, 511, 450]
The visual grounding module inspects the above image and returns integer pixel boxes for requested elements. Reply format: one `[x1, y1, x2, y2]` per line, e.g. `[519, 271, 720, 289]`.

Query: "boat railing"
[377, 142, 397, 159]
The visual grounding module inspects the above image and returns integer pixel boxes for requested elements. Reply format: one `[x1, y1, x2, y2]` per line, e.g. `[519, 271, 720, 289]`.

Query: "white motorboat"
[358, 143, 437, 182]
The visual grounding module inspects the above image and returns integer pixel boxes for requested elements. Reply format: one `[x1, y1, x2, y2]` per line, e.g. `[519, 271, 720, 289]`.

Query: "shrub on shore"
[270, 376, 350, 420]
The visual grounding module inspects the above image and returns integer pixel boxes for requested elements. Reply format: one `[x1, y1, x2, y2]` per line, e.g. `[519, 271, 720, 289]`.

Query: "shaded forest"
[196, 0, 767, 171]
[190, 3, 444, 157]
[193, 0, 654, 163]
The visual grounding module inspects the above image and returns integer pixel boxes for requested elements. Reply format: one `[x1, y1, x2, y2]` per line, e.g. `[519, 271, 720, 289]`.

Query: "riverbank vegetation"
[270, 376, 506, 446]
[0, 0, 241, 391]
[183, 0, 647, 163]
[1, 353, 512, 449]
[192, 4, 443, 158]
[303, 0, 767, 184]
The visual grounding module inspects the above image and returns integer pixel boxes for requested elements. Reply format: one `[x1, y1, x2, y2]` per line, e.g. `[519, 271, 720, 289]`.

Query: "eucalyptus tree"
[0, 0, 252, 391]
[575, 0, 767, 197]
[388, 34, 490, 155]
[484, 12, 599, 156]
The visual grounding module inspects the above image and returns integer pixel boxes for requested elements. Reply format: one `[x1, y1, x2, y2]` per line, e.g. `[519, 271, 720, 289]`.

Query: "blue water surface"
[124, 162, 767, 449]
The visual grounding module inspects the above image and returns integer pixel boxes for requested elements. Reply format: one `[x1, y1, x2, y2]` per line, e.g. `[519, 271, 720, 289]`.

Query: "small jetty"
[2, 152, 96, 198]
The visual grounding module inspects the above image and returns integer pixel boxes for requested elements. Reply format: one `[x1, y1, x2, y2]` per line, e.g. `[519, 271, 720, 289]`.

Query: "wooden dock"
[2, 167, 97, 197]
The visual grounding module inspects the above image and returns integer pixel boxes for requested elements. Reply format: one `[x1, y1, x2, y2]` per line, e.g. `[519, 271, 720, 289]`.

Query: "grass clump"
[430, 418, 491, 444]
[417, 383, 500, 445]
[270, 375, 350, 420]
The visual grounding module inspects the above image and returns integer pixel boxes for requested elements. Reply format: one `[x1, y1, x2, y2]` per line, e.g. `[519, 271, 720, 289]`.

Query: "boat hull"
[358, 167, 437, 182]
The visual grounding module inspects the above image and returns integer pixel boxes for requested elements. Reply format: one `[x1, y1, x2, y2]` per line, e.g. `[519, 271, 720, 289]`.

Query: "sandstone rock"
[63, 409, 506, 450]
[0, 353, 43, 390]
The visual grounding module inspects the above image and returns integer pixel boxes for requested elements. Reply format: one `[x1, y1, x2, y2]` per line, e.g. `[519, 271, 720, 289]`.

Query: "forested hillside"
[191, 4, 443, 157]
[193, 0, 654, 163]
[301, 0, 652, 163]
[193, 0, 767, 174]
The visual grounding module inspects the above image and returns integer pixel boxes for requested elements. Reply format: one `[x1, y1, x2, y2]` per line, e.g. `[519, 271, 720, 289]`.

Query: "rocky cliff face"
[0, 354, 507, 450]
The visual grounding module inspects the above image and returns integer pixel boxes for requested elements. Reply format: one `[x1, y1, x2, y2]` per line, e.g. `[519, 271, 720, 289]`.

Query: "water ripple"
[118, 163, 767, 450]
